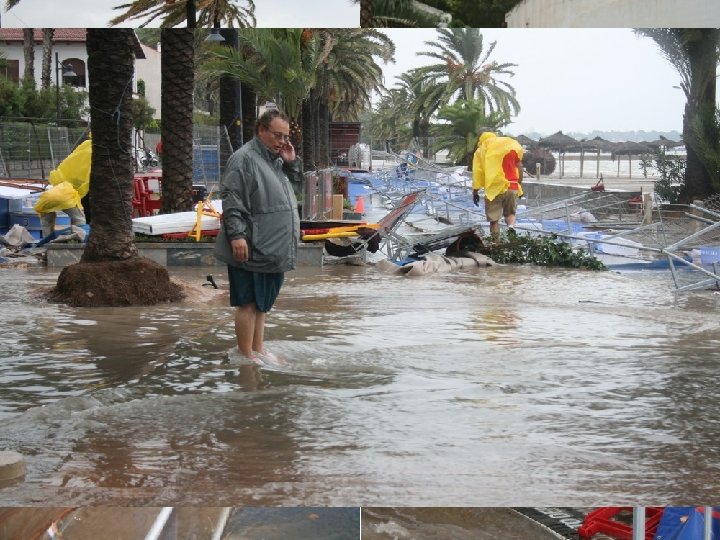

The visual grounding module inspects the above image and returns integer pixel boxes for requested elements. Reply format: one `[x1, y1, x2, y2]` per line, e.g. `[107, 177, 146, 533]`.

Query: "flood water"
[0, 259, 719, 506]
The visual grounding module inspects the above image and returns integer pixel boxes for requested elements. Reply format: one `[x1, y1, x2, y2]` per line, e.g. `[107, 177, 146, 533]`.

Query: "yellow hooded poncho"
[472, 132, 524, 201]
[34, 138, 91, 215]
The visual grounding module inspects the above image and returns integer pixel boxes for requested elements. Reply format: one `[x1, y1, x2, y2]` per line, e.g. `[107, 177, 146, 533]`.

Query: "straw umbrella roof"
[645, 136, 683, 149]
[537, 131, 579, 151]
[612, 141, 653, 156]
[516, 134, 537, 148]
[582, 136, 616, 152]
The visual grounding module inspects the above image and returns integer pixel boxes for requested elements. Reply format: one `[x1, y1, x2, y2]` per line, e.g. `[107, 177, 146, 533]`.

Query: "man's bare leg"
[235, 303, 258, 359]
[490, 221, 500, 243]
[505, 214, 516, 227]
[252, 311, 267, 355]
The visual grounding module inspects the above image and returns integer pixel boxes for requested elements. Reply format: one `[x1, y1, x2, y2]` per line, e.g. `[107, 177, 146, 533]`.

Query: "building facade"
[0, 29, 156, 118]
[505, 0, 719, 27]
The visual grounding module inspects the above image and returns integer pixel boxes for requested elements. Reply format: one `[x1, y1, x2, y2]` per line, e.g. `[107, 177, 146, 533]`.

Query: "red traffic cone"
[354, 195, 365, 214]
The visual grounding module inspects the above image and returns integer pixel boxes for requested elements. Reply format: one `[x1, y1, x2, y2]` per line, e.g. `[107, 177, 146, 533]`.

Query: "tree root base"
[47, 257, 185, 307]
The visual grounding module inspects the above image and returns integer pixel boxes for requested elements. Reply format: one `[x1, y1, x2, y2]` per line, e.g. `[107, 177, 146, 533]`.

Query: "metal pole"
[55, 52, 60, 124]
[632, 506, 645, 540]
[704, 507, 713, 540]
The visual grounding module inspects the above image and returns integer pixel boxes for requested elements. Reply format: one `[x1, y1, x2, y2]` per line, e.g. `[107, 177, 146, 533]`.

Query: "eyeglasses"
[269, 130, 291, 142]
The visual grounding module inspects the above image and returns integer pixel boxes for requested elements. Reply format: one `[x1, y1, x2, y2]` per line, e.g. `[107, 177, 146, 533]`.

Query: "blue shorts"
[227, 267, 284, 313]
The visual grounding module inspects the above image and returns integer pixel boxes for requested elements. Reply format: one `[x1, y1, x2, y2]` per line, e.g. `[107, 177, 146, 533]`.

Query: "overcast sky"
[0, 0, 359, 28]
[379, 28, 688, 136]
[0, 2, 691, 136]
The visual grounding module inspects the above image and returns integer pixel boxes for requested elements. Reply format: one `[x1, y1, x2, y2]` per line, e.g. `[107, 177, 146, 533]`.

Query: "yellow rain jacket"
[34, 181, 82, 214]
[48, 138, 92, 198]
[472, 132, 524, 201]
[34, 138, 91, 215]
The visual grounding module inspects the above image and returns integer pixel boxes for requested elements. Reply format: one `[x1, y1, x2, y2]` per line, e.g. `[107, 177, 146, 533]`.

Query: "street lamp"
[55, 52, 77, 125]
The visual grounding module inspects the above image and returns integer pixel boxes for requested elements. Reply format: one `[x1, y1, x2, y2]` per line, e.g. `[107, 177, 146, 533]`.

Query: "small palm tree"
[111, 0, 256, 28]
[415, 28, 520, 118]
[432, 99, 510, 166]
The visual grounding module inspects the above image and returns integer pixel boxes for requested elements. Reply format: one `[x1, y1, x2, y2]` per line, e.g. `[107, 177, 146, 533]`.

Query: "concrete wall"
[505, 0, 719, 27]
[46, 242, 325, 268]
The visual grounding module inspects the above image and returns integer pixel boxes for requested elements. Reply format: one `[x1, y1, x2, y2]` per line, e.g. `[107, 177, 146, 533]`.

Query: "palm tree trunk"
[360, 0, 373, 27]
[49, 29, 183, 307]
[679, 28, 719, 202]
[83, 29, 137, 262]
[186, 0, 197, 27]
[241, 84, 256, 147]
[41, 29, 54, 89]
[318, 95, 330, 168]
[160, 28, 195, 214]
[219, 28, 242, 151]
[301, 96, 316, 171]
[22, 28, 35, 88]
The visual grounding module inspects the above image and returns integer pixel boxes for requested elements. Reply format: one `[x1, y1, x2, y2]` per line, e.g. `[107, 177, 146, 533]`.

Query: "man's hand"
[231, 237, 249, 262]
[472, 190, 480, 207]
[280, 140, 296, 163]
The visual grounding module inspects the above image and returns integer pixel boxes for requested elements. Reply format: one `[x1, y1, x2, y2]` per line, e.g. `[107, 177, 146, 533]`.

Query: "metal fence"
[0, 120, 88, 180]
[0, 120, 234, 192]
[140, 124, 233, 194]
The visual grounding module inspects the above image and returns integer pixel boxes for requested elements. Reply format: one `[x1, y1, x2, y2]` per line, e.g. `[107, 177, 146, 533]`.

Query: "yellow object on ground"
[33, 181, 82, 214]
[48, 139, 92, 198]
[302, 231, 360, 241]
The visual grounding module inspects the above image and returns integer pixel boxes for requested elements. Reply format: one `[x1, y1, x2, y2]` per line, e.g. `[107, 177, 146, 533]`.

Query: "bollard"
[0, 450, 26, 484]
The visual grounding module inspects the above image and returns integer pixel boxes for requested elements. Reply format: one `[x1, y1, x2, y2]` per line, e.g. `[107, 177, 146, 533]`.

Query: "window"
[2, 60, 20, 83]
[63, 58, 86, 88]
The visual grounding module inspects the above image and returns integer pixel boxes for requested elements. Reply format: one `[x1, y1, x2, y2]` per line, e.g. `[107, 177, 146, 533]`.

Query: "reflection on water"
[0, 264, 719, 505]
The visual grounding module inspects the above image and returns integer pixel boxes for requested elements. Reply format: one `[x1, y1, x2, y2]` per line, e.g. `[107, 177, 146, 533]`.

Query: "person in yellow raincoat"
[34, 138, 91, 238]
[472, 132, 524, 242]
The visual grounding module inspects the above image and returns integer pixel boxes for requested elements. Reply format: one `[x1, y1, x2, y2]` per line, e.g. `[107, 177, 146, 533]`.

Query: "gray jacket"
[214, 137, 300, 272]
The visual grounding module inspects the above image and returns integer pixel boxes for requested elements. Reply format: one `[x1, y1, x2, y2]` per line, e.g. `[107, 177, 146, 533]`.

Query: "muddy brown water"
[0, 262, 719, 506]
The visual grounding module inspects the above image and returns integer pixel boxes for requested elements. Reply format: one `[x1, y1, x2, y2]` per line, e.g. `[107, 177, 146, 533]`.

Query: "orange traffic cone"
[354, 195, 365, 214]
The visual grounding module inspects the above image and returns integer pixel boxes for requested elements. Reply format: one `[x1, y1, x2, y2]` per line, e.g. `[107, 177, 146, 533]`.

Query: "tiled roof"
[0, 28, 145, 59]
[0, 29, 87, 42]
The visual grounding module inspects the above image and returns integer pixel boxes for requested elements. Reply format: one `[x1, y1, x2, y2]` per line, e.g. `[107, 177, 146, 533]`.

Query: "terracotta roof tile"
[0, 28, 87, 42]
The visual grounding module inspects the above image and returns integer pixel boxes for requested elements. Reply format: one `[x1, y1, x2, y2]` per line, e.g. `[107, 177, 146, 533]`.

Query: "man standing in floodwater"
[472, 131, 524, 242]
[214, 110, 301, 362]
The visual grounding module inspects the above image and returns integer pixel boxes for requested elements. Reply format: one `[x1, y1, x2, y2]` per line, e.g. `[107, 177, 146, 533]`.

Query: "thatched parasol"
[645, 136, 683, 150]
[538, 131, 579, 177]
[516, 134, 537, 148]
[611, 141, 653, 178]
[576, 137, 615, 178]
[537, 131, 579, 151]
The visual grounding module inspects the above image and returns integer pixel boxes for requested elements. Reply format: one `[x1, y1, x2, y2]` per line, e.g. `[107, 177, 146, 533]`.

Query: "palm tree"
[160, 29, 195, 214]
[48, 29, 182, 307]
[22, 28, 34, 87]
[202, 28, 322, 165]
[110, 0, 256, 28]
[636, 29, 720, 201]
[81, 29, 138, 263]
[40, 28, 54, 89]
[364, 86, 415, 151]
[394, 69, 445, 158]
[355, 0, 441, 27]
[311, 29, 393, 166]
[415, 28, 520, 118]
[432, 99, 510, 166]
